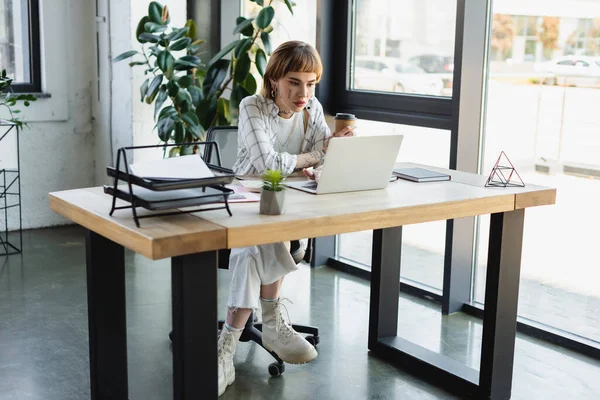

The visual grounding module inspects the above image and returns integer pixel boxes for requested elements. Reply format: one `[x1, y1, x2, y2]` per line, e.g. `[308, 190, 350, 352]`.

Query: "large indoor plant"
[116, 0, 294, 156]
[0, 69, 37, 128]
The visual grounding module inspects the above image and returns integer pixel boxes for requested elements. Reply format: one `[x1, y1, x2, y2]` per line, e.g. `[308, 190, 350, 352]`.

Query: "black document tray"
[106, 142, 236, 227]
[104, 184, 234, 211]
[106, 164, 235, 191]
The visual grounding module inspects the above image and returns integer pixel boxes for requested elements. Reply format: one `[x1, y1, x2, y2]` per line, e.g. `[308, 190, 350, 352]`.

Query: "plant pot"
[260, 189, 285, 215]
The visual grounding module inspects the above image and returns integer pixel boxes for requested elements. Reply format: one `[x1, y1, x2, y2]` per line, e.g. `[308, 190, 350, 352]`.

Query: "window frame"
[320, 0, 458, 131]
[4, 0, 42, 93]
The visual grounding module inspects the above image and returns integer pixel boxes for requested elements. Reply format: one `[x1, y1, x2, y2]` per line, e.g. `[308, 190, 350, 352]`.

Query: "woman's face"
[272, 71, 317, 114]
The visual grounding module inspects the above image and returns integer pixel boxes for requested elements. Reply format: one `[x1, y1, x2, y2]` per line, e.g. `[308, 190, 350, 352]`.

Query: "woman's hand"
[303, 167, 322, 182]
[324, 125, 356, 152]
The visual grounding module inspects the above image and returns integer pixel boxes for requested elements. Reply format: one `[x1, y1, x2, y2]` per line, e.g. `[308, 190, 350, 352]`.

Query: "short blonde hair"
[261, 41, 323, 99]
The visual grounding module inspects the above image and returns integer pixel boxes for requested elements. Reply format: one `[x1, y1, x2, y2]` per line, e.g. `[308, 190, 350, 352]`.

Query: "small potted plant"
[260, 169, 286, 215]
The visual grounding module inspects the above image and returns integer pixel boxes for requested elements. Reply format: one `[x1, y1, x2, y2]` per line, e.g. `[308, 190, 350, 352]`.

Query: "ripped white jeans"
[227, 240, 307, 311]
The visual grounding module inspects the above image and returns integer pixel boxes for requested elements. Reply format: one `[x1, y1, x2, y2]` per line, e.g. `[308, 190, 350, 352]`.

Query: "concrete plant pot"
[260, 189, 285, 215]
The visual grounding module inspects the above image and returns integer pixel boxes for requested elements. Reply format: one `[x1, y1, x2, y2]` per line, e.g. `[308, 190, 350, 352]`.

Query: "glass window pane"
[351, 0, 456, 97]
[0, 0, 31, 83]
[477, 0, 600, 342]
[337, 120, 450, 291]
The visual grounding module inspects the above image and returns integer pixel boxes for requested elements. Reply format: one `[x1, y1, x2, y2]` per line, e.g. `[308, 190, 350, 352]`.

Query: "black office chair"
[170, 126, 319, 377]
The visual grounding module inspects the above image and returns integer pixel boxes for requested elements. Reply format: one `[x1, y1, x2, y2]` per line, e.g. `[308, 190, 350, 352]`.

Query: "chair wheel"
[305, 335, 319, 346]
[268, 362, 285, 377]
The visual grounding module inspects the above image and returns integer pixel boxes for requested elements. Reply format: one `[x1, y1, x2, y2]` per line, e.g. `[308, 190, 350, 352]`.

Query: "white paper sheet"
[129, 154, 214, 180]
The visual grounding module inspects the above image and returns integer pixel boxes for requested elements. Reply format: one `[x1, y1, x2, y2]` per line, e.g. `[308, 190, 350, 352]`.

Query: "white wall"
[0, 0, 96, 229]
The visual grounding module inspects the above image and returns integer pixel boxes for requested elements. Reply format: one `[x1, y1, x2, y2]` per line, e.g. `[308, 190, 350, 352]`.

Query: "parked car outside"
[408, 54, 454, 96]
[353, 56, 443, 95]
[538, 55, 600, 87]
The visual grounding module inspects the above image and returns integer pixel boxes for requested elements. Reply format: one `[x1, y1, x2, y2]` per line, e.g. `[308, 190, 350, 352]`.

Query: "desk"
[49, 163, 555, 399]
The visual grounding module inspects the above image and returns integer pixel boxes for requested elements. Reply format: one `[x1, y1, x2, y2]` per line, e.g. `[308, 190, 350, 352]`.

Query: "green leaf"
[196, 97, 218, 129]
[283, 0, 294, 15]
[256, 6, 274, 29]
[234, 53, 251, 83]
[138, 33, 160, 43]
[157, 116, 175, 142]
[185, 19, 197, 39]
[181, 111, 200, 127]
[146, 74, 164, 101]
[167, 27, 189, 41]
[167, 79, 179, 97]
[144, 22, 167, 33]
[113, 50, 138, 62]
[129, 61, 146, 66]
[140, 77, 150, 101]
[241, 72, 257, 94]
[173, 55, 201, 71]
[187, 123, 205, 140]
[174, 121, 185, 143]
[170, 37, 192, 51]
[217, 98, 231, 124]
[255, 48, 267, 76]
[154, 88, 168, 120]
[136, 16, 151, 43]
[188, 85, 203, 107]
[261, 32, 272, 54]
[202, 59, 230, 97]
[175, 88, 193, 110]
[148, 1, 163, 24]
[169, 146, 180, 157]
[234, 17, 255, 36]
[159, 105, 178, 120]
[177, 75, 194, 88]
[208, 40, 239, 66]
[157, 50, 175, 77]
[255, 0, 264, 5]
[234, 38, 253, 58]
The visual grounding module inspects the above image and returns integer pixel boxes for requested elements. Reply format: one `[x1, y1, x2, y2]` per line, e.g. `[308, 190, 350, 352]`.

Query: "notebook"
[393, 167, 451, 183]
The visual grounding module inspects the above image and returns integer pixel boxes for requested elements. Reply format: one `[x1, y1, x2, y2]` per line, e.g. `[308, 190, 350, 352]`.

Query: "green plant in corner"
[262, 169, 286, 192]
[115, 0, 295, 157]
[0, 69, 37, 128]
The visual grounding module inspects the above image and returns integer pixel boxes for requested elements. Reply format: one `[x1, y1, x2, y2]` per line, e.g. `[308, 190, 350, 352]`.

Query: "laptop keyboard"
[302, 182, 318, 190]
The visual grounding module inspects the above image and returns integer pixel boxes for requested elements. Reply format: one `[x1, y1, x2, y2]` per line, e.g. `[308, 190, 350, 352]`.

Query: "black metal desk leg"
[85, 230, 128, 400]
[479, 209, 525, 400]
[172, 251, 218, 399]
[369, 227, 403, 348]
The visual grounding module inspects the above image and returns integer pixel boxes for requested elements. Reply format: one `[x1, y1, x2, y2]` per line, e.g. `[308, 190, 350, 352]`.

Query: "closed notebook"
[393, 167, 451, 182]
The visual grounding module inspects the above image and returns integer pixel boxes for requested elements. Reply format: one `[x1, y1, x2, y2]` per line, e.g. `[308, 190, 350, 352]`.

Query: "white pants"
[227, 240, 307, 311]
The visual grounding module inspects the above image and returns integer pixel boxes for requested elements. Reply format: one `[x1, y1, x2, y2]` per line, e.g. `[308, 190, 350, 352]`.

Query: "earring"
[271, 86, 277, 98]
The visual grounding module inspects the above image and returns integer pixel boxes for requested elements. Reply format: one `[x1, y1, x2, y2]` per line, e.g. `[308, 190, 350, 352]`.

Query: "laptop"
[285, 135, 403, 195]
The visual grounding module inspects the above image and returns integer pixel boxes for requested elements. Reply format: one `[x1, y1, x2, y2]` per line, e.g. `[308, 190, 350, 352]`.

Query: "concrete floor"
[1, 225, 599, 399]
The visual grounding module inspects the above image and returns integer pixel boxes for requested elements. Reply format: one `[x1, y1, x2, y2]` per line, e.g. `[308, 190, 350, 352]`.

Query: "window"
[351, 0, 456, 97]
[477, 0, 600, 344]
[323, 0, 457, 130]
[0, 0, 41, 92]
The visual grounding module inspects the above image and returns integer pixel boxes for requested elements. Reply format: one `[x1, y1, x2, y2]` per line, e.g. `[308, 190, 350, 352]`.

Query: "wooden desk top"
[49, 187, 226, 260]
[49, 164, 555, 256]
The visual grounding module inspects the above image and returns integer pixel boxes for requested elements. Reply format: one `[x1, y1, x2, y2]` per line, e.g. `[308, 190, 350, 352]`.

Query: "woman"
[218, 40, 355, 396]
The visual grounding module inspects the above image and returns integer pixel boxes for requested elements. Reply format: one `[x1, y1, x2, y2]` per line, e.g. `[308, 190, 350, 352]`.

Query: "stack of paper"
[129, 155, 214, 180]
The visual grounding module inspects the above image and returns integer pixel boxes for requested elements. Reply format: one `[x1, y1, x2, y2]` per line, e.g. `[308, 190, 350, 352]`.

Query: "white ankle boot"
[260, 298, 318, 364]
[218, 328, 239, 396]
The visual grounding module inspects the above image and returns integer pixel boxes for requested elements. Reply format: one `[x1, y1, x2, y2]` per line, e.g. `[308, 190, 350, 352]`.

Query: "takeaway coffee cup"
[334, 113, 357, 133]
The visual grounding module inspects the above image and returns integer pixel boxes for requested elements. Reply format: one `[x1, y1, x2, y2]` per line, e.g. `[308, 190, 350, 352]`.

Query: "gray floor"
[1, 226, 599, 400]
